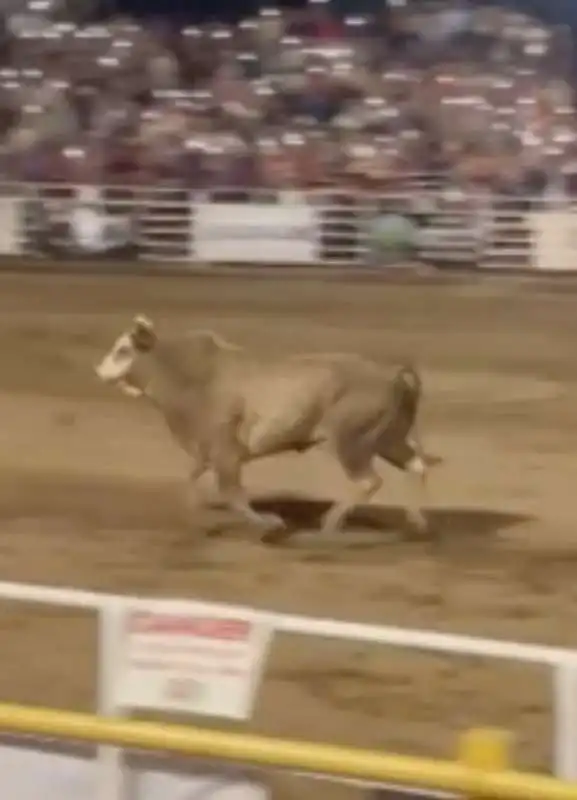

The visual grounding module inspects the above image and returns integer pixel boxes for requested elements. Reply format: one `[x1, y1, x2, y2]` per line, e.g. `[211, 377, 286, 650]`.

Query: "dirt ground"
[2, 268, 577, 793]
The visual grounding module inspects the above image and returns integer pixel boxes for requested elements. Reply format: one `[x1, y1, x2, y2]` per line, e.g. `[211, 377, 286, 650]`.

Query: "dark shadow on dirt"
[251, 492, 532, 548]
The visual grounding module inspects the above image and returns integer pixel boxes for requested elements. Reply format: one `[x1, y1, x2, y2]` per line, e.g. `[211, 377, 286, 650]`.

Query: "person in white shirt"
[70, 202, 108, 253]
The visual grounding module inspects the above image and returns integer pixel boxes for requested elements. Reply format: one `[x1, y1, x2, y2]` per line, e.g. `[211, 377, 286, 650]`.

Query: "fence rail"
[0, 182, 573, 271]
[1, 579, 577, 797]
[0, 703, 576, 799]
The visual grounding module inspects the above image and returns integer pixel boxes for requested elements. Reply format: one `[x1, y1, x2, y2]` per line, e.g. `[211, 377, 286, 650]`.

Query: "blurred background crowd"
[1, 0, 577, 194]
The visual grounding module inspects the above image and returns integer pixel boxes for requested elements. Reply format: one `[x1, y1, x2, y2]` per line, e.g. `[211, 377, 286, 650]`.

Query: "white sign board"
[194, 203, 318, 264]
[116, 606, 272, 720]
[531, 210, 577, 271]
[0, 198, 19, 255]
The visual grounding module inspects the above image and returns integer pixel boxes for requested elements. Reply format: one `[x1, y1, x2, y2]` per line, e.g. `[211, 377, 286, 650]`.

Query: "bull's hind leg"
[321, 443, 383, 536]
[377, 438, 428, 535]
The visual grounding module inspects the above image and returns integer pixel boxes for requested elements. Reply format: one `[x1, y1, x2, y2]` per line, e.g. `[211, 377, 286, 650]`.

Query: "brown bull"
[95, 315, 431, 536]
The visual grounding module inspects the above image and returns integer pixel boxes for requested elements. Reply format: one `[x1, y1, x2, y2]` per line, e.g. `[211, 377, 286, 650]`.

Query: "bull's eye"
[116, 345, 131, 358]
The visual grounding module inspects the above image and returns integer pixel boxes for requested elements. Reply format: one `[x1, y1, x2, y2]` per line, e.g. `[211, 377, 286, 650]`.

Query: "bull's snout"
[94, 360, 114, 383]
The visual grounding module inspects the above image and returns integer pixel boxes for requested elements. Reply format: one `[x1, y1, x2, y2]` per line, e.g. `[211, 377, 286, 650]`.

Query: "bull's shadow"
[251, 492, 531, 547]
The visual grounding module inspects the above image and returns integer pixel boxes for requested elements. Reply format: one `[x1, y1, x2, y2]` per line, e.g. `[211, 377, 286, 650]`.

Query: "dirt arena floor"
[2, 268, 577, 794]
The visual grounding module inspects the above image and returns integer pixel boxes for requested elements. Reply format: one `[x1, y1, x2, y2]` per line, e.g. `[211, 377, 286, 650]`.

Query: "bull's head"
[94, 314, 157, 397]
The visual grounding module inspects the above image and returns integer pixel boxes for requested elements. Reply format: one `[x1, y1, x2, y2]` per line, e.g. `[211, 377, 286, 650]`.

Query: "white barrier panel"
[117, 606, 273, 719]
[9, 182, 577, 270]
[193, 203, 319, 264]
[0, 579, 576, 800]
[531, 210, 577, 271]
[0, 197, 20, 254]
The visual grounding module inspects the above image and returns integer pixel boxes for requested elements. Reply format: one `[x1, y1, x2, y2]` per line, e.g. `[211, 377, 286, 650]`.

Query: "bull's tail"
[390, 362, 422, 421]
[379, 363, 444, 477]
[372, 362, 422, 449]
[374, 362, 425, 471]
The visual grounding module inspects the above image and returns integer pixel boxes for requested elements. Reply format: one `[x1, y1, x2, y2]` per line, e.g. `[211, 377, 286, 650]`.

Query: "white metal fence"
[1, 579, 577, 800]
[0, 182, 573, 271]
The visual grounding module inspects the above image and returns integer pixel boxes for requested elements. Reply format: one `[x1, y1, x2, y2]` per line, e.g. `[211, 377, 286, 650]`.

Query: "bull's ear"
[131, 314, 156, 352]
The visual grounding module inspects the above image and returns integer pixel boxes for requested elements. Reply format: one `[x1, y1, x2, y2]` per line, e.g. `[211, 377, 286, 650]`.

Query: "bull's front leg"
[189, 453, 207, 486]
[210, 435, 285, 534]
[182, 443, 212, 512]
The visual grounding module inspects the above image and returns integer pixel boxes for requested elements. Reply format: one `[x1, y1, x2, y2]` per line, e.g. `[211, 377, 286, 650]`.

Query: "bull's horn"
[133, 314, 154, 331]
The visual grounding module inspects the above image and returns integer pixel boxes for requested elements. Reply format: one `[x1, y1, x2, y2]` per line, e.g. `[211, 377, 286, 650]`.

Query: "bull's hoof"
[424, 453, 443, 469]
[404, 511, 430, 540]
[258, 513, 290, 545]
[261, 525, 293, 545]
[256, 512, 286, 532]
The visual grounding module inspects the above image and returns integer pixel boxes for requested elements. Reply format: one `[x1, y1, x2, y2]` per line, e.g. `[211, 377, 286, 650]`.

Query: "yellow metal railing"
[0, 703, 574, 799]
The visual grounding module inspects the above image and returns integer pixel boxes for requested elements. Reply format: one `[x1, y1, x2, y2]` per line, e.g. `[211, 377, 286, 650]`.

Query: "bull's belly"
[243, 422, 322, 459]
[241, 410, 324, 459]
[239, 373, 328, 459]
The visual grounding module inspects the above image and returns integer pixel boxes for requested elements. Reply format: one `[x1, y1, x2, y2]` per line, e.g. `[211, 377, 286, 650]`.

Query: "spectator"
[0, 0, 573, 194]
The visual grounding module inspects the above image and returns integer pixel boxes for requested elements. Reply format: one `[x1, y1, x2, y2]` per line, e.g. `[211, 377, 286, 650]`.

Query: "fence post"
[554, 659, 577, 780]
[97, 599, 128, 800]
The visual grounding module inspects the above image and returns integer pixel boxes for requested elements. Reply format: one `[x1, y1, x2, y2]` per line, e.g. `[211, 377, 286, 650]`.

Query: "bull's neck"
[140, 366, 207, 456]
[140, 360, 209, 412]
[141, 375, 185, 411]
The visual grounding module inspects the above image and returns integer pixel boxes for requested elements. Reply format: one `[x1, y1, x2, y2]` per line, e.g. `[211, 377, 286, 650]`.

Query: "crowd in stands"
[1, 0, 576, 193]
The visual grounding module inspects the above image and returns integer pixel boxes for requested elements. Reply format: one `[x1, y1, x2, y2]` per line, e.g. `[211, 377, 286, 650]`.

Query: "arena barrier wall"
[1, 181, 574, 271]
[1, 578, 577, 798]
[0, 704, 577, 800]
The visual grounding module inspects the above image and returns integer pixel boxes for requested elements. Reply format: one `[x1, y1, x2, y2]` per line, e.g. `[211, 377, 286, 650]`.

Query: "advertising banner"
[194, 203, 318, 264]
[0, 197, 20, 254]
[116, 604, 272, 720]
[531, 210, 577, 271]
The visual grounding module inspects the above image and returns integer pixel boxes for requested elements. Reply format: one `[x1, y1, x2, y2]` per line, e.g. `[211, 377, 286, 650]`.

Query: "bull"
[95, 315, 432, 537]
